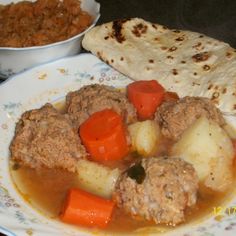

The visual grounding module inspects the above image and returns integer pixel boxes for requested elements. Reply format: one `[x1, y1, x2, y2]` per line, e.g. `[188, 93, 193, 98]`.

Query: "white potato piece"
[128, 120, 161, 157]
[171, 116, 234, 192]
[76, 159, 120, 198]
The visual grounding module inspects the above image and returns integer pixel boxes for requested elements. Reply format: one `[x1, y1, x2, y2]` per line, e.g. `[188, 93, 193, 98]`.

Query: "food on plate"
[60, 188, 115, 228]
[113, 157, 198, 225]
[127, 80, 165, 120]
[76, 159, 120, 198]
[65, 84, 137, 129]
[155, 96, 225, 141]
[79, 109, 129, 162]
[128, 120, 161, 156]
[171, 116, 234, 192]
[10, 103, 86, 172]
[9, 82, 236, 233]
[0, 0, 92, 47]
[82, 18, 236, 115]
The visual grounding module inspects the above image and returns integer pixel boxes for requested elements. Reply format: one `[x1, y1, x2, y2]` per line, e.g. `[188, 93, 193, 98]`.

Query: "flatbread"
[82, 18, 236, 115]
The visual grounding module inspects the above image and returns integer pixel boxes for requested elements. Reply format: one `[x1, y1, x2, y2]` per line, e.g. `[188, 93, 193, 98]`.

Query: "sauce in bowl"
[0, 0, 92, 47]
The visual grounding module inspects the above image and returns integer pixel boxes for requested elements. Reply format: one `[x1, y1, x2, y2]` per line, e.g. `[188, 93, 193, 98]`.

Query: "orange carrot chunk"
[60, 188, 115, 229]
[127, 80, 165, 120]
[79, 109, 129, 162]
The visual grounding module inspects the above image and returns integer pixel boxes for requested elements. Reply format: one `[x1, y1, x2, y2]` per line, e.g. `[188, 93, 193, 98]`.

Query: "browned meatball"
[113, 157, 198, 225]
[10, 103, 86, 172]
[155, 96, 225, 140]
[65, 84, 137, 129]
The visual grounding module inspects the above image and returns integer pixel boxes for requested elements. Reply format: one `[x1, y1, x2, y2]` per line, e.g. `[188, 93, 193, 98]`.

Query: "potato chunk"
[171, 116, 234, 192]
[128, 120, 161, 157]
[76, 159, 120, 198]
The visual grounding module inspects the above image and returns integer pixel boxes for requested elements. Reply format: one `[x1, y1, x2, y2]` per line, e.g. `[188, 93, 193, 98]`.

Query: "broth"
[10, 161, 235, 234]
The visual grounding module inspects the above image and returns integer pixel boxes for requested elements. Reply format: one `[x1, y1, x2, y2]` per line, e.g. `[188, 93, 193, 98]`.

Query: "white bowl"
[0, 0, 100, 79]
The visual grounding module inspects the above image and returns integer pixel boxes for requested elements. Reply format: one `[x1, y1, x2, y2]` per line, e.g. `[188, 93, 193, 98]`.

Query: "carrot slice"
[79, 109, 129, 162]
[60, 188, 115, 228]
[127, 80, 165, 120]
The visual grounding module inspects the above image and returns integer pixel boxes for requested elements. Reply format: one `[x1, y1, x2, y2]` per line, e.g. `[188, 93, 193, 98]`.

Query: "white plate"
[0, 53, 236, 236]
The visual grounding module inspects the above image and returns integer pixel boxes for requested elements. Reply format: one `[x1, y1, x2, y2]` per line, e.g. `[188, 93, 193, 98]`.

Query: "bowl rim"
[0, 0, 100, 51]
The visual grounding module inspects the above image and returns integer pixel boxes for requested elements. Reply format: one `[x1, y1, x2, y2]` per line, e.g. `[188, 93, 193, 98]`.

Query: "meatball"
[155, 96, 225, 140]
[113, 157, 198, 225]
[10, 103, 86, 172]
[65, 84, 137, 129]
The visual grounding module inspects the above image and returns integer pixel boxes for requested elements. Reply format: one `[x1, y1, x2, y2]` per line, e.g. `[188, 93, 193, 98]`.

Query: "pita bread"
[82, 18, 236, 115]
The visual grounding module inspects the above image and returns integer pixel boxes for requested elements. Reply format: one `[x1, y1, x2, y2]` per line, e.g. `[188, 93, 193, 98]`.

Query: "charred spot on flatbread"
[132, 23, 148, 37]
[211, 92, 220, 105]
[226, 51, 235, 59]
[222, 88, 227, 94]
[97, 51, 103, 60]
[152, 24, 158, 29]
[161, 46, 168, 51]
[172, 69, 178, 75]
[168, 46, 177, 52]
[172, 29, 181, 33]
[175, 36, 185, 41]
[112, 19, 130, 43]
[208, 84, 213, 90]
[192, 52, 210, 62]
[203, 65, 211, 71]
[192, 42, 203, 50]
